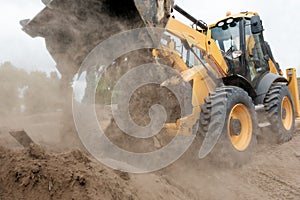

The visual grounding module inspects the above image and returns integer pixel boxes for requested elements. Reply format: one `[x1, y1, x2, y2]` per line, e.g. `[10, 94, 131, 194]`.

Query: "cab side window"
[245, 20, 268, 81]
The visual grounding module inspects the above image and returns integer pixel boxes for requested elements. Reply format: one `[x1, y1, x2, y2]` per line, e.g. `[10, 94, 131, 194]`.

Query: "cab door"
[244, 18, 269, 83]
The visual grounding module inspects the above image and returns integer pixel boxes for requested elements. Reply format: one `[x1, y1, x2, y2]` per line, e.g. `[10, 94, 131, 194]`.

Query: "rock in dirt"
[29, 143, 47, 159]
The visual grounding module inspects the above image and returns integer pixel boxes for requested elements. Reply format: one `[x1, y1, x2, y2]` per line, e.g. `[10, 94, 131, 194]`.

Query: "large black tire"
[200, 86, 257, 167]
[263, 84, 295, 143]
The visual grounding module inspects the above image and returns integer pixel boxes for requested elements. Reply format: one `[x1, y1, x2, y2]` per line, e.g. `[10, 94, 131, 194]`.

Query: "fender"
[222, 75, 257, 98]
[254, 73, 287, 104]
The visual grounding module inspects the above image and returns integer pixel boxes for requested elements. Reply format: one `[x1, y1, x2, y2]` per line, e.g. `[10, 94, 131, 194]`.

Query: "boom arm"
[173, 5, 208, 30]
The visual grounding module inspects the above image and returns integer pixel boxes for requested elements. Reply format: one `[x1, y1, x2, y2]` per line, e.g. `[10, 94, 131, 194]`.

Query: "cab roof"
[209, 11, 259, 28]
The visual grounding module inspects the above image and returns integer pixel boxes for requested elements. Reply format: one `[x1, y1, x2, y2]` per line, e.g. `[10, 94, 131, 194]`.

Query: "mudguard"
[254, 73, 287, 104]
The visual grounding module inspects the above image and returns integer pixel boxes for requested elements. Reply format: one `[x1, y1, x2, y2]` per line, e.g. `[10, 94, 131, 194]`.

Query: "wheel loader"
[21, 0, 300, 165]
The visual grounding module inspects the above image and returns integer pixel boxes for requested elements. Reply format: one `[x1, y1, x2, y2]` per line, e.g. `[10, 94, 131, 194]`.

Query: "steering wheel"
[225, 46, 234, 57]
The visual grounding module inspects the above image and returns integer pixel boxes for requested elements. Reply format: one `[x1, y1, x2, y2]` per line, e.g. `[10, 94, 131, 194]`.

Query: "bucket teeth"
[41, 0, 52, 6]
[9, 130, 34, 148]
[19, 19, 30, 27]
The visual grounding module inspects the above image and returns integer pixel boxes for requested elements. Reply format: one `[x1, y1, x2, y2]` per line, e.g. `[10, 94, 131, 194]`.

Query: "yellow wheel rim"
[281, 96, 293, 131]
[228, 104, 252, 151]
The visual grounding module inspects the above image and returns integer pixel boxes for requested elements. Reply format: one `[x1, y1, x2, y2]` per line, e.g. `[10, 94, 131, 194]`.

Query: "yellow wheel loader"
[21, 0, 300, 164]
[156, 5, 300, 163]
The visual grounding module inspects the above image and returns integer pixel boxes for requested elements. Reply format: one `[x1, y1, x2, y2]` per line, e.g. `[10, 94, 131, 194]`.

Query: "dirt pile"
[0, 144, 136, 200]
[0, 144, 192, 200]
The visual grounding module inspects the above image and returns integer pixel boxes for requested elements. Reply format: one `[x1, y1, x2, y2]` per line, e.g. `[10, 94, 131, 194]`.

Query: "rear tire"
[200, 86, 257, 167]
[263, 84, 295, 143]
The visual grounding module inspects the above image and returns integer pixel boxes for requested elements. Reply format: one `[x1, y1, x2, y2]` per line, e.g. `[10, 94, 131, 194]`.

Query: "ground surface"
[0, 111, 300, 200]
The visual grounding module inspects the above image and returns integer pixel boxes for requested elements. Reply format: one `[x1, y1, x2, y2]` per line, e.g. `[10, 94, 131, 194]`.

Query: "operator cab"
[210, 13, 270, 85]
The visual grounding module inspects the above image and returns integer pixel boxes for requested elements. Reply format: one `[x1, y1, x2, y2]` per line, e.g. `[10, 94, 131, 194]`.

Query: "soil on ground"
[0, 111, 299, 200]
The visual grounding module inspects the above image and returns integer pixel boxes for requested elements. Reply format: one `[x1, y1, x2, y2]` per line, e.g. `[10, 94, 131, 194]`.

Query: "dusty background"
[0, 1, 299, 199]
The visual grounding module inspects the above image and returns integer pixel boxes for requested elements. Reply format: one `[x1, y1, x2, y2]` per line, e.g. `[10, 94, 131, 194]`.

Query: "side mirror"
[251, 15, 264, 34]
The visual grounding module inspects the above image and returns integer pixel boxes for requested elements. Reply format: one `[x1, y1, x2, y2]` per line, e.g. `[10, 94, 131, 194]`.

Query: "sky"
[0, 0, 300, 76]
[0, 0, 56, 73]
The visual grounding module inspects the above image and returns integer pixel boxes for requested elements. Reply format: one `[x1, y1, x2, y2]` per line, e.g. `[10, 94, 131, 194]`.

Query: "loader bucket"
[133, 0, 174, 27]
[20, 0, 174, 78]
[22, 0, 173, 37]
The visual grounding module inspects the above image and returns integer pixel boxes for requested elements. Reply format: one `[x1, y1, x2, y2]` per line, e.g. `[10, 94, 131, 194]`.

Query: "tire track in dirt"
[253, 170, 300, 200]
[161, 175, 198, 200]
[241, 133, 300, 200]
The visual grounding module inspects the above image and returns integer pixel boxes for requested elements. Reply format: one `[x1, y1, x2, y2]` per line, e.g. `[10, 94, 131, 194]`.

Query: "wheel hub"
[282, 108, 287, 120]
[230, 118, 242, 136]
[227, 104, 253, 151]
[281, 96, 293, 130]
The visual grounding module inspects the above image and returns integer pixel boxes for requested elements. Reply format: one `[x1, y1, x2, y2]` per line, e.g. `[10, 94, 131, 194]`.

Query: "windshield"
[160, 32, 207, 68]
[211, 18, 241, 52]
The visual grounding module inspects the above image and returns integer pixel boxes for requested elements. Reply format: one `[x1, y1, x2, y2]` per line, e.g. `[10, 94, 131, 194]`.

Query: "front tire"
[200, 86, 257, 167]
[263, 84, 295, 143]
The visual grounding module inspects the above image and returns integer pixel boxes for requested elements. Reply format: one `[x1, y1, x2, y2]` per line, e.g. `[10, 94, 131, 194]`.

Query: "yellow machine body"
[286, 68, 300, 118]
[158, 11, 300, 135]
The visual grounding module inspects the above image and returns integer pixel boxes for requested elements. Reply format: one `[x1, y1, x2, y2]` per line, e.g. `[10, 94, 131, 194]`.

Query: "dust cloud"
[0, 0, 300, 199]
